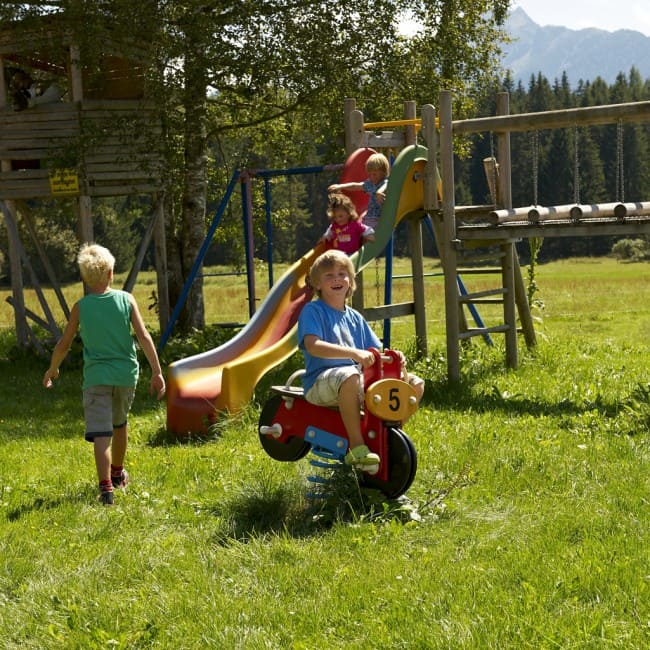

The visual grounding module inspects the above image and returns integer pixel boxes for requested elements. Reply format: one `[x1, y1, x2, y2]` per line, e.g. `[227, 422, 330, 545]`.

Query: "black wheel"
[360, 427, 417, 498]
[258, 394, 311, 462]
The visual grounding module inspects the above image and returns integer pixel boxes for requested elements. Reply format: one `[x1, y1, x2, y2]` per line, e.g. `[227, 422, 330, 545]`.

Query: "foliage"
[0, 196, 152, 285]
[157, 323, 238, 367]
[526, 236, 544, 307]
[611, 237, 650, 261]
[8, 0, 650, 347]
[2, 0, 512, 332]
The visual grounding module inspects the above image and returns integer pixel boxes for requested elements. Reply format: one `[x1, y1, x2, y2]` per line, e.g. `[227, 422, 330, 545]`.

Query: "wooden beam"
[454, 100, 650, 135]
[1, 196, 28, 344]
[6, 295, 55, 333]
[440, 91, 461, 382]
[457, 216, 650, 240]
[123, 205, 158, 293]
[16, 199, 70, 319]
[362, 302, 415, 322]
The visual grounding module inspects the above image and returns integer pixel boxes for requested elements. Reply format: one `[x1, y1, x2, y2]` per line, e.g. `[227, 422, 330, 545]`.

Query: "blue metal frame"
[158, 170, 241, 351]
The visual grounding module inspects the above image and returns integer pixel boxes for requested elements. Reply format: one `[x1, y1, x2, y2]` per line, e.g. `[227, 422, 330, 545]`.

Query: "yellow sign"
[364, 378, 418, 422]
[49, 169, 80, 196]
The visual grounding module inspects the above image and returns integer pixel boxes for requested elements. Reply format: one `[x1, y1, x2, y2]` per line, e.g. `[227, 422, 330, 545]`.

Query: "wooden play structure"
[167, 93, 650, 434]
[0, 14, 169, 351]
[343, 92, 650, 381]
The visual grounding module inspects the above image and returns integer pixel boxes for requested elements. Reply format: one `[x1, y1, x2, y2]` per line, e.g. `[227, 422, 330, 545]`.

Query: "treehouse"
[0, 13, 169, 348]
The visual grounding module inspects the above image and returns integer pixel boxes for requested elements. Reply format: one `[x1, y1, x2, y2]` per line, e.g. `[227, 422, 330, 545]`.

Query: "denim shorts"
[82, 385, 135, 441]
[305, 366, 363, 407]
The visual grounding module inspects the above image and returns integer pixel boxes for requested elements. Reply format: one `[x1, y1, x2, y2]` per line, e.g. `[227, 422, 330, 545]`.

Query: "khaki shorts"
[305, 366, 363, 407]
[83, 385, 136, 442]
[406, 373, 425, 393]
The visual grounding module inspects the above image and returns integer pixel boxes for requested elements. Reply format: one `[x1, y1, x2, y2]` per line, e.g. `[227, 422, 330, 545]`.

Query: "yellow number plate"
[364, 379, 417, 422]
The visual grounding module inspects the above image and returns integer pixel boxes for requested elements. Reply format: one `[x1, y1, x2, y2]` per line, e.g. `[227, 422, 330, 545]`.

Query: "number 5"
[389, 387, 401, 412]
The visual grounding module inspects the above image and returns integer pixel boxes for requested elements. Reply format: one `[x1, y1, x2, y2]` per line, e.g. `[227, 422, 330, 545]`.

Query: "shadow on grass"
[4, 488, 92, 522]
[420, 375, 646, 420]
[145, 407, 246, 447]
[207, 467, 425, 544]
[146, 425, 220, 448]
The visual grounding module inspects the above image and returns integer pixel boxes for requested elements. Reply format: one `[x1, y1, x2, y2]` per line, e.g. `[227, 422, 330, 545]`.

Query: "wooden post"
[402, 101, 427, 357]
[123, 209, 158, 293]
[1, 199, 29, 345]
[421, 103, 451, 272]
[17, 201, 70, 319]
[68, 44, 83, 102]
[344, 98, 365, 155]
[495, 93, 518, 369]
[68, 43, 94, 249]
[439, 91, 460, 382]
[501, 241, 517, 368]
[0, 56, 7, 109]
[408, 218, 427, 357]
[76, 195, 93, 244]
[483, 156, 499, 204]
[0, 57, 29, 343]
[421, 104, 439, 212]
[496, 92, 536, 351]
[495, 93, 512, 209]
[344, 99, 366, 312]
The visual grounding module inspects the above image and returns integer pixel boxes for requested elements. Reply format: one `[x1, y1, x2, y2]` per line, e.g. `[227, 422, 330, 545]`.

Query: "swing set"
[343, 92, 650, 382]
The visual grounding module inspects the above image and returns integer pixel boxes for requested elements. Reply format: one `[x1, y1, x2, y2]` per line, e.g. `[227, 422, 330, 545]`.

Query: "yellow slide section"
[166, 145, 428, 435]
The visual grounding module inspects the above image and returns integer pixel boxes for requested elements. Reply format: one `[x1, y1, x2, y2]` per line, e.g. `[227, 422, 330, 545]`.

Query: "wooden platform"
[456, 214, 650, 241]
[0, 100, 163, 199]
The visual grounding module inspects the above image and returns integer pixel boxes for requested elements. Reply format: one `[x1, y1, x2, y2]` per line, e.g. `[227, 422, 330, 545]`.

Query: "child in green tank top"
[43, 244, 165, 506]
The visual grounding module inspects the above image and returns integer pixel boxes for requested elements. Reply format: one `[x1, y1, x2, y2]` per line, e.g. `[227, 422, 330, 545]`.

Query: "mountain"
[502, 7, 650, 86]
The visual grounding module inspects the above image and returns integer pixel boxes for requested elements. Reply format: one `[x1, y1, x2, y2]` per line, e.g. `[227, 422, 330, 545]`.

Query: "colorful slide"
[166, 144, 428, 434]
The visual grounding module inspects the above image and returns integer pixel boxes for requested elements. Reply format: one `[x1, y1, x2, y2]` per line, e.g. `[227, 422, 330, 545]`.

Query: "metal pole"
[264, 177, 274, 288]
[241, 171, 256, 319]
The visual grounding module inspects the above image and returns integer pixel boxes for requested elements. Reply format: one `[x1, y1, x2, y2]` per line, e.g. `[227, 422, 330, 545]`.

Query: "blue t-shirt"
[298, 299, 381, 393]
[362, 178, 388, 229]
[78, 289, 139, 389]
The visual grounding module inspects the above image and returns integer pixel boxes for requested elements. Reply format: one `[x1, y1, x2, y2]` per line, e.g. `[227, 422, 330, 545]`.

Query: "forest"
[461, 68, 650, 262]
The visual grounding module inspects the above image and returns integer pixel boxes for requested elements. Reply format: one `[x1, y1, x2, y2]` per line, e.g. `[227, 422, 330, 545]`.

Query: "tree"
[130, 0, 512, 333]
[2, 0, 511, 334]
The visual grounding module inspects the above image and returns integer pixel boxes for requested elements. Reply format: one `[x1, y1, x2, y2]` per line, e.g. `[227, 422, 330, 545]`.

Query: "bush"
[611, 237, 650, 261]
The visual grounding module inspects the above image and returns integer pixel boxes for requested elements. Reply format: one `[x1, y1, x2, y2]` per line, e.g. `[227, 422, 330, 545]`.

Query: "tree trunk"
[177, 52, 208, 332]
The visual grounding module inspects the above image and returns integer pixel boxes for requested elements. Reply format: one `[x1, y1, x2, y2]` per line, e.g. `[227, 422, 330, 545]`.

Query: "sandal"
[345, 444, 380, 466]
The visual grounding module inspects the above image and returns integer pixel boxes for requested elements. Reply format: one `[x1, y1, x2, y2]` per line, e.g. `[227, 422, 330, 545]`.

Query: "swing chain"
[573, 125, 580, 205]
[488, 131, 498, 205]
[531, 130, 539, 206]
[616, 120, 625, 203]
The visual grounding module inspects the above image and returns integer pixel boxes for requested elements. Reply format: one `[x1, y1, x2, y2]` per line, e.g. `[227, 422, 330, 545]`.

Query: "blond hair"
[326, 193, 360, 222]
[77, 243, 115, 288]
[365, 153, 390, 176]
[308, 249, 356, 299]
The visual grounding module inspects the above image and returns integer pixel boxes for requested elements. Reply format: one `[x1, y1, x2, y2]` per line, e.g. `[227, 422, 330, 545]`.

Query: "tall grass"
[1, 257, 650, 648]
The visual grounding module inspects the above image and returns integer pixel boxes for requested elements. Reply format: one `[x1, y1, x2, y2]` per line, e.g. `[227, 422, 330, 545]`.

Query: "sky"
[513, 0, 650, 37]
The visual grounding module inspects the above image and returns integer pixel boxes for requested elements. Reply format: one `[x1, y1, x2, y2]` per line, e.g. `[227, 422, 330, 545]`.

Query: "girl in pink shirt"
[319, 193, 374, 255]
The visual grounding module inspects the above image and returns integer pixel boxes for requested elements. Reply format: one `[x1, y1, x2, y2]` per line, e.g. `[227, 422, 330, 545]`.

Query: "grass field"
[1, 256, 650, 648]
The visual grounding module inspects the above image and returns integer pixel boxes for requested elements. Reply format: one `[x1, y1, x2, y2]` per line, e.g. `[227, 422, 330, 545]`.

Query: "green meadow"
[1, 256, 650, 648]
